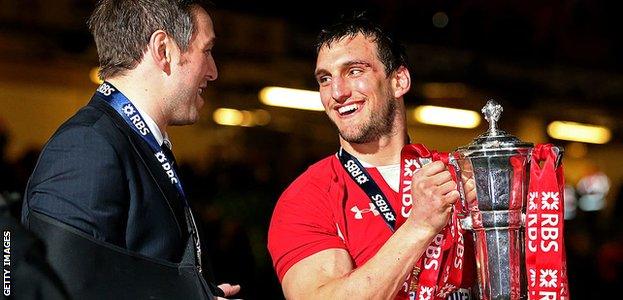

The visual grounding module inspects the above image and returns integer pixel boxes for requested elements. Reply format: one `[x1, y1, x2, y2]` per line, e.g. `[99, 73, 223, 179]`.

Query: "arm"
[23, 125, 127, 244]
[281, 161, 459, 299]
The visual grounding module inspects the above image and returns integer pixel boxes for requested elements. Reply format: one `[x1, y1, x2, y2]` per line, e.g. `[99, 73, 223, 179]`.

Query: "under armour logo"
[351, 203, 380, 219]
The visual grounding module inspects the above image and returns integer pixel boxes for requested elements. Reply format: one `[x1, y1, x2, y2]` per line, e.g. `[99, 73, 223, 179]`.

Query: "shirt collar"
[339, 154, 398, 169]
[132, 103, 171, 149]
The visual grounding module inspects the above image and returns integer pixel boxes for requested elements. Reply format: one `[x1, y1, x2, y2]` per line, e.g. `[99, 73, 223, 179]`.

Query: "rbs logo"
[344, 160, 369, 184]
[97, 83, 116, 96]
[424, 233, 444, 271]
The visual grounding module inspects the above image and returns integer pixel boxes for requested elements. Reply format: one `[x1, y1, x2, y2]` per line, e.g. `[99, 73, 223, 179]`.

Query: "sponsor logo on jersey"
[350, 203, 380, 219]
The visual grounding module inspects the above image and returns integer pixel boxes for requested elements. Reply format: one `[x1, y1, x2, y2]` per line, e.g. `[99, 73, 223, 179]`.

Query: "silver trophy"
[451, 100, 563, 300]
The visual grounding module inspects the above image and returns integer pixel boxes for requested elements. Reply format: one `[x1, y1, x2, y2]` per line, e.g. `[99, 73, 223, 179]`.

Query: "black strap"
[27, 211, 213, 299]
[337, 148, 398, 232]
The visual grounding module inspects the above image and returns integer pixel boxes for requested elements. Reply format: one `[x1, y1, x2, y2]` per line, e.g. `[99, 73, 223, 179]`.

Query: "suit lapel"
[88, 96, 188, 236]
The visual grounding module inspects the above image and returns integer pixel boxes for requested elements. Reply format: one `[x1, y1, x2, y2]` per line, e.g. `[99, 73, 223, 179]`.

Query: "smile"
[337, 103, 360, 116]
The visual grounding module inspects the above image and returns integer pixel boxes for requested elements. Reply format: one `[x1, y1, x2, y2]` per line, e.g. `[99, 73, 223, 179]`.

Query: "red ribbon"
[401, 143, 570, 299]
[526, 144, 570, 299]
[400, 144, 465, 300]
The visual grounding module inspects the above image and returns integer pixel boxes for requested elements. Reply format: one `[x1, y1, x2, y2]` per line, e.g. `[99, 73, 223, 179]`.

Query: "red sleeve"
[267, 171, 347, 282]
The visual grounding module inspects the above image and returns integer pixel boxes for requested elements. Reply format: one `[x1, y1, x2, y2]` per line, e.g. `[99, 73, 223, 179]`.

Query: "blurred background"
[1, 0, 622, 298]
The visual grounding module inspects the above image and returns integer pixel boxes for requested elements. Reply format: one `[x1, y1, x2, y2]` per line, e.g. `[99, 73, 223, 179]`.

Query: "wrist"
[403, 219, 438, 244]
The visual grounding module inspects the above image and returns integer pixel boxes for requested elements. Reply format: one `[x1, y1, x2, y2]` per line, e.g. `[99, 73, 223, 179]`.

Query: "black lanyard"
[338, 148, 398, 232]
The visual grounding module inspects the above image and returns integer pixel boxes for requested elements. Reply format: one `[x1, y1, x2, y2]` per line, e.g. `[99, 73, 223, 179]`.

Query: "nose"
[331, 77, 350, 103]
[205, 55, 218, 81]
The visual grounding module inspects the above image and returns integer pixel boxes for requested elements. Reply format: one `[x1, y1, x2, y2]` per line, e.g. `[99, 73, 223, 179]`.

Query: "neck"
[107, 76, 168, 134]
[340, 132, 407, 166]
[340, 109, 408, 166]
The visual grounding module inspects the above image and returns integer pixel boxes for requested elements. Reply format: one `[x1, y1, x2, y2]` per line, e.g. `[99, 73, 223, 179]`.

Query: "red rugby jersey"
[268, 155, 476, 299]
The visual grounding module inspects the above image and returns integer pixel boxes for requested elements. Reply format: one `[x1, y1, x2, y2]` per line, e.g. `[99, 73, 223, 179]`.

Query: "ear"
[391, 66, 411, 98]
[147, 30, 172, 74]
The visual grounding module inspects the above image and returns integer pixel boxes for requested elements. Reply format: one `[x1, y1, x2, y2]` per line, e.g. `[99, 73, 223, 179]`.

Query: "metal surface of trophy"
[453, 100, 535, 300]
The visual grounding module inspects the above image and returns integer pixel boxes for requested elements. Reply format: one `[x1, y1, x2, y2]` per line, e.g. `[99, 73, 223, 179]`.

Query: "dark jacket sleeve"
[0, 207, 70, 300]
[22, 124, 129, 246]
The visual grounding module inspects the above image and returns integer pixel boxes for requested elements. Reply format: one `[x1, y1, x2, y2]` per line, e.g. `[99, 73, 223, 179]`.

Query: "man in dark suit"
[21, 1, 239, 299]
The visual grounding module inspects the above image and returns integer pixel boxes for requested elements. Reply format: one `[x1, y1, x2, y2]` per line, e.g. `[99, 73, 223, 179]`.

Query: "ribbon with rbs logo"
[434, 152, 466, 299]
[400, 144, 465, 300]
[525, 144, 569, 299]
[95, 82, 204, 273]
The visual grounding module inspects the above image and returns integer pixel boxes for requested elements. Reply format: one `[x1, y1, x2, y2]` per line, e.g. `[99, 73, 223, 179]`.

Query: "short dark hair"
[88, 0, 211, 79]
[316, 13, 409, 77]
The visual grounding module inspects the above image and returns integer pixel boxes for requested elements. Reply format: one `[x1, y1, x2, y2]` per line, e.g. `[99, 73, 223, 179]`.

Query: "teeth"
[338, 104, 358, 115]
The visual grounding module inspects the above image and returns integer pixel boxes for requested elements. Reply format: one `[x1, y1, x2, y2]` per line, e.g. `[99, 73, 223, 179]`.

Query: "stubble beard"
[168, 88, 200, 126]
[334, 96, 398, 144]
[169, 56, 201, 126]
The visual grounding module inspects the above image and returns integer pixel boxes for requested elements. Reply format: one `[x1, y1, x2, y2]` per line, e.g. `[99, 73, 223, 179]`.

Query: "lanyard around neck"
[337, 148, 398, 232]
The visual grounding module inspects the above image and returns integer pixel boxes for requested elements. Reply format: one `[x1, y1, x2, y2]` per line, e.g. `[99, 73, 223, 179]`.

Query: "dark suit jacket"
[22, 93, 190, 263]
[20, 92, 222, 299]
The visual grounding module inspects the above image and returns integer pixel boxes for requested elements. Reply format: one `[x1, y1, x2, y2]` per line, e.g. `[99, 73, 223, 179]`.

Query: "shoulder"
[268, 154, 345, 244]
[46, 102, 129, 154]
[56, 103, 120, 138]
[29, 104, 131, 181]
[30, 104, 126, 174]
[280, 155, 342, 199]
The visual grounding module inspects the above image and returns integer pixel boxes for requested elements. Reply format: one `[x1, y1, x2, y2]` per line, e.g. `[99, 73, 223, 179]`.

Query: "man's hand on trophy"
[463, 176, 477, 205]
[408, 160, 460, 234]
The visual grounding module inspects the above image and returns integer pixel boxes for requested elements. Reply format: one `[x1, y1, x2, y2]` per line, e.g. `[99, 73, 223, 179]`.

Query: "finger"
[461, 172, 473, 182]
[436, 180, 457, 195]
[217, 283, 241, 297]
[463, 177, 476, 192]
[429, 170, 453, 185]
[465, 188, 478, 201]
[463, 178, 475, 189]
[419, 161, 446, 176]
[441, 190, 460, 205]
[467, 188, 477, 202]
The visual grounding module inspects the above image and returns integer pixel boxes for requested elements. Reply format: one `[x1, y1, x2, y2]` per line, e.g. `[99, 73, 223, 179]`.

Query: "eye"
[317, 76, 331, 85]
[349, 68, 363, 76]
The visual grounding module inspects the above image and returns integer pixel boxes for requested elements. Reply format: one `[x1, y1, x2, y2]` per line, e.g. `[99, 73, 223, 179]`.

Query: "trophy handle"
[406, 144, 471, 227]
[447, 155, 469, 218]
[552, 145, 564, 168]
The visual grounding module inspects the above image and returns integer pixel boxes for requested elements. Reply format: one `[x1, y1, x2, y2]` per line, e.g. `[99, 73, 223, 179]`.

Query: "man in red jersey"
[268, 14, 477, 299]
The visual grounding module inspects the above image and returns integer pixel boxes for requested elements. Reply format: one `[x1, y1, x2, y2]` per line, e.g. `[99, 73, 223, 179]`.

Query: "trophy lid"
[457, 99, 532, 155]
